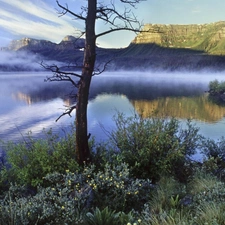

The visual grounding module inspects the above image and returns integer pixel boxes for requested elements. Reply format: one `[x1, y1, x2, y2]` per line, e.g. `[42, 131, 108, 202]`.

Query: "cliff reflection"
[13, 89, 225, 123]
[132, 94, 225, 122]
[12, 91, 74, 106]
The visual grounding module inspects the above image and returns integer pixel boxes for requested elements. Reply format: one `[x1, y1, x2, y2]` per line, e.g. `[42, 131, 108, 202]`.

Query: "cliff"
[8, 37, 56, 51]
[132, 21, 225, 55]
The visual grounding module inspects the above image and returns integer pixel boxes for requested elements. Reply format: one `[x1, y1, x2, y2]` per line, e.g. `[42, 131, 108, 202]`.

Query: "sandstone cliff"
[8, 37, 56, 51]
[132, 21, 225, 55]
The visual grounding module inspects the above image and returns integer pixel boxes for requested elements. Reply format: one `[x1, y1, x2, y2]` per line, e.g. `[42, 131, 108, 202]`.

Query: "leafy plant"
[0, 171, 92, 225]
[83, 162, 152, 212]
[108, 113, 202, 182]
[201, 137, 225, 179]
[84, 207, 120, 225]
[209, 79, 225, 95]
[3, 128, 80, 188]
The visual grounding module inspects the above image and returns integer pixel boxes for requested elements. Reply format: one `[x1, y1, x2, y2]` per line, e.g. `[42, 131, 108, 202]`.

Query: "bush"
[83, 162, 152, 212]
[0, 163, 151, 224]
[0, 171, 90, 225]
[201, 137, 225, 179]
[3, 129, 80, 188]
[208, 79, 220, 94]
[108, 113, 202, 182]
[84, 207, 120, 225]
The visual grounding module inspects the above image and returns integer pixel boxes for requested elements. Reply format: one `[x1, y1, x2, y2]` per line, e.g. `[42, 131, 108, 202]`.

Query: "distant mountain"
[2, 21, 225, 71]
[6, 35, 85, 61]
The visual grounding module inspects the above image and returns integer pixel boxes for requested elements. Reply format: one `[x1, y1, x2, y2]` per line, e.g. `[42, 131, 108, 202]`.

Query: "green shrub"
[84, 207, 120, 225]
[84, 207, 137, 225]
[209, 79, 220, 94]
[208, 79, 225, 95]
[148, 177, 185, 213]
[0, 171, 91, 225]
[83, 162, 152, 212]
[4, 129, 80, 188]
[186, 171, 225, 225]
[108, 113, 202, 182]
[190, 172, 225, 206]
[0, 163, 151, 224]
[201, 137, 225, 179]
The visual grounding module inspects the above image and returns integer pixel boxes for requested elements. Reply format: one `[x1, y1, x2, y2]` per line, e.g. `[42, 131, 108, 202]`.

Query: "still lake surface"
[1, 70, 225, 156]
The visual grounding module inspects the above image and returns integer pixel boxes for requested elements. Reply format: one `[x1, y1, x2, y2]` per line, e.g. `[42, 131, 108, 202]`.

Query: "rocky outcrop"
[57, 36, 85, 50]
[6, 36, 85, 55]
[132, 21, 225, 54]
[8, 37, 56, 51]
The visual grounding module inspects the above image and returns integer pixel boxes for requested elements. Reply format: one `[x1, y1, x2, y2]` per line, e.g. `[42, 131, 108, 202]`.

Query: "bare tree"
[45, 0, 145, 165]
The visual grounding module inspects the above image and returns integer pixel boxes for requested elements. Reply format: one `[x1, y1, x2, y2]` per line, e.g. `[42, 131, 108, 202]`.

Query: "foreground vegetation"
[1, 113, 225, 224]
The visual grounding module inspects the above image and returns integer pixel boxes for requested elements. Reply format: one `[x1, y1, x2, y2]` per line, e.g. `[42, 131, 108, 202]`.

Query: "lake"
[1, 70, 225, 157]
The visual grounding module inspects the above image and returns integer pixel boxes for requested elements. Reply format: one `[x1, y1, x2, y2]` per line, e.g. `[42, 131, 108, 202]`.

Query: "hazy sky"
[0, 0, 225, 48]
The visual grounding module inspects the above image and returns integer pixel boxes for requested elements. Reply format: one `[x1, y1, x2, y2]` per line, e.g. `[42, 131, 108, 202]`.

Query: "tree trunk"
[75, 0, 96, 165]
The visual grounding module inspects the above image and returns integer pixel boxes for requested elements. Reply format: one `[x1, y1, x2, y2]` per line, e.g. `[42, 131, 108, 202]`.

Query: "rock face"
[8, 37, 56, 51]
[5, 36, 86, 63]
[132, 21, 225, 54]
[7, 35, 85, 53]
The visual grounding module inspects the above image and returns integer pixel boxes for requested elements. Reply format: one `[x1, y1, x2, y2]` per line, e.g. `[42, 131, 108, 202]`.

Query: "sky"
[0, 0, 225, 48]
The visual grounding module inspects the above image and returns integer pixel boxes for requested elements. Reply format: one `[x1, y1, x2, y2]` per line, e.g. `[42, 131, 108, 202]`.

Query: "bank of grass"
[1, 113, 225, 224]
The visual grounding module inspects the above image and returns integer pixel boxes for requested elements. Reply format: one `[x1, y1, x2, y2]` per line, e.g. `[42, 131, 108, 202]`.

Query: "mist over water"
[1, 70, 225, 160]
[0, 50, 64, 71]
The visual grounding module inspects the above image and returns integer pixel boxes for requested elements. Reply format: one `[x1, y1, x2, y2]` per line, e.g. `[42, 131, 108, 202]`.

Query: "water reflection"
[132, 94, 225, 122]
[1, 71, 225, 145]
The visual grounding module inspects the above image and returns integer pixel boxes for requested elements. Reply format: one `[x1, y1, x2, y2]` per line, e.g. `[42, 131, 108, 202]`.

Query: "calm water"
[1, 71, 225, 153]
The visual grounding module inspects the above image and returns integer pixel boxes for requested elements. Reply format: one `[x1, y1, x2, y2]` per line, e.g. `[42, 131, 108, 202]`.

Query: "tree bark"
[75, 0, 96, 165]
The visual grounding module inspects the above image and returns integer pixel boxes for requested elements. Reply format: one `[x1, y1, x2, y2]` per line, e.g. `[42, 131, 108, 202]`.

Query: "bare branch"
[97, 26, 140, 38]
[41, 62, 82, 88]
[120, 0, 146, 7]
[93, 58, 113, 76]
[56, 105, 76, 122]
[95, 1, 143, 38]
[56, 0, 86, 21]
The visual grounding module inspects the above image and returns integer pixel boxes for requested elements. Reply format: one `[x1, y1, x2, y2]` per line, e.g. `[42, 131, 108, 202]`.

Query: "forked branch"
[93, 58, 113, 76]
[56, 105, 76, 122]
[41, 62, 82, 88]
[96, 1, 143, 38]
[56, 0, 86, 20]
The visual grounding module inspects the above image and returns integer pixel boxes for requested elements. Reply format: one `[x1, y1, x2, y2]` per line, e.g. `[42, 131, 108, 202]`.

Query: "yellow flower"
[138, 219, 142, 223]
[62, 206, 65, 209]
[68, 180, 71, 185]
[65, 169, 70, 173]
